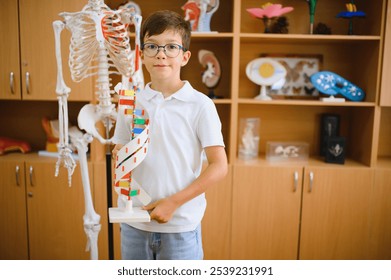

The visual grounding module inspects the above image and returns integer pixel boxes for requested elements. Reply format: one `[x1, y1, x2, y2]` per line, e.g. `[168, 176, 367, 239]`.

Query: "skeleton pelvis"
[77, 104, 116, 144]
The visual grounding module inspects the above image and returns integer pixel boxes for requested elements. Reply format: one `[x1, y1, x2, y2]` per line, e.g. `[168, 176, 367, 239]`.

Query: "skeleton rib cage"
[63, 9, 135, 82]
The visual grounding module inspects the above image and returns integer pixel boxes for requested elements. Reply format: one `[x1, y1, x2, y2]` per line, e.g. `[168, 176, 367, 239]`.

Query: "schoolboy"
[112, 10, 227, 260]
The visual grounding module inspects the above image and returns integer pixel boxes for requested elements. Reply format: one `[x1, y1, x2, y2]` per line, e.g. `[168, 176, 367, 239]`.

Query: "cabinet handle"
[25, 72, 30, 94]
[29, 165, 34, 186]
[15, 165, 20, 186]
[309, 171, 314, 192]
[28, 192, 33, 198]
[10, 72, 15, 94]
[293, 171, 298, 192]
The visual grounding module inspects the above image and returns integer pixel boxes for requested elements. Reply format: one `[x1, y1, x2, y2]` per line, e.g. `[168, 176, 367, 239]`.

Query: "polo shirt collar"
[142, 81, 195, 102]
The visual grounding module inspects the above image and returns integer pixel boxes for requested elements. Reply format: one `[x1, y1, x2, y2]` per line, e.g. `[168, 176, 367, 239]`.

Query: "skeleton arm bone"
[53, 21, 71, 96]
[53, 20, 76, 185]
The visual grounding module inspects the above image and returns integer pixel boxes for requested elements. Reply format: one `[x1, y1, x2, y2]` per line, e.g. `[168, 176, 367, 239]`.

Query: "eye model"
[246, 58, 287, 100]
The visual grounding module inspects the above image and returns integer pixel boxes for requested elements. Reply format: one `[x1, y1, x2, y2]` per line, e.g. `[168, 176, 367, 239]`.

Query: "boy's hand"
[143, 198, 179, 224]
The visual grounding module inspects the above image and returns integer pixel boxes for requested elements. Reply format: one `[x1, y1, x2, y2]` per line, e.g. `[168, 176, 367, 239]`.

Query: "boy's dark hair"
[141, 10, 191, 50]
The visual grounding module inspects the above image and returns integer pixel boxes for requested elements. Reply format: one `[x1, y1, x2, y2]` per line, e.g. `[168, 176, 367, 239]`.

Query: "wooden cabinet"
[234, 0, 385, 167]
[0, 0, 20, 100]
[375, 1, 391, 260]
[1, 0, 390, 260]
[202, 165, 233, 260]
[231, 163, 302, 259]
[300, 166, 374, 260]
[373, 0, 391, 259]
[0, 157, 28, 260]
[26, 157, 91, 259]
[368, 164, 391, 259]
[229, 0, 387, 260]
[0, 0, 93, 101]
[232, 162, 374, 260]
[0, 154, 92, 259]
[380, 0, 391, 106]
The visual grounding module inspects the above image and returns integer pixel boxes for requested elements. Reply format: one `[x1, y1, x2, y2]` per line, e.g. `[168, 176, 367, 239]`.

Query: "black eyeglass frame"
[141, 43, 188, 58]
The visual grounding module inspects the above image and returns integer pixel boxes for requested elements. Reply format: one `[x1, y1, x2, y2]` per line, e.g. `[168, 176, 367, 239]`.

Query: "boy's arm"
[144, 145, 228, 224]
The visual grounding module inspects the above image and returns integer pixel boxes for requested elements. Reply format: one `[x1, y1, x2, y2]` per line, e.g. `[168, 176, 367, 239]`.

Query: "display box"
[266, 142, 309, 162]
[238, 118, 260, 160]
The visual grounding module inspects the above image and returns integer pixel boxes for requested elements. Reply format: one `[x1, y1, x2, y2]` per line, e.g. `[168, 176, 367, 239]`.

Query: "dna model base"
[109, 207, 150, 223]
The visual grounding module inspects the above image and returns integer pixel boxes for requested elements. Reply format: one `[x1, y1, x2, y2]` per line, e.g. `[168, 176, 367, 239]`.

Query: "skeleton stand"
[53, 0, 144, 259]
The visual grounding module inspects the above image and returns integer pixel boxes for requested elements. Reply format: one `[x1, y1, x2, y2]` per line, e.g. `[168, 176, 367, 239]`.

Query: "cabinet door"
[19, 0, 92, 101]
[231, 165, 302, 259]
[368, 168, 391, 259]
[202, 165, 232, 260]
[300, 167, 374, 259]
[26, 161, 91, 259]
[0, 0, 21, 100]
[0, 160, 28, 259]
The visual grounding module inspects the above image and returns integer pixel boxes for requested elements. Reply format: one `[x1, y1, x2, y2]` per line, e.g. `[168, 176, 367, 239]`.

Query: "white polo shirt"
[112, 81, 225, 233]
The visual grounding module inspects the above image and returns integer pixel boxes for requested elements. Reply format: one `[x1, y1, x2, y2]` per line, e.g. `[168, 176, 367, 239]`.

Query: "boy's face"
[141, 29, 191, 83]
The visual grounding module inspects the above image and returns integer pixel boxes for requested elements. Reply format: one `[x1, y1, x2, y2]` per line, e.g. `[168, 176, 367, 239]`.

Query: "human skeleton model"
[182, 0, 219, 32]
[53, 0, 148, 259]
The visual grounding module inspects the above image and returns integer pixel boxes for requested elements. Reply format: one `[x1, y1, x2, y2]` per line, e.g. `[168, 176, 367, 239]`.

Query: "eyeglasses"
[141, 43, 187, 58]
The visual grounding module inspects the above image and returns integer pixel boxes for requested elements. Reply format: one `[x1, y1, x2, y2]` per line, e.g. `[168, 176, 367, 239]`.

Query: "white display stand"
[320, 96, 346, 102]
[109, 207, 150, 223]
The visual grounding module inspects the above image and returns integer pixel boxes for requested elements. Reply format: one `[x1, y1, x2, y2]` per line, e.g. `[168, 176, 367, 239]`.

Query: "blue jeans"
[120, 223, 203, 260]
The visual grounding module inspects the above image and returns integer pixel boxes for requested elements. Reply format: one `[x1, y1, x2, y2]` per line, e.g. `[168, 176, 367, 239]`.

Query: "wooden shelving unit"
[1, 0, 390, 260]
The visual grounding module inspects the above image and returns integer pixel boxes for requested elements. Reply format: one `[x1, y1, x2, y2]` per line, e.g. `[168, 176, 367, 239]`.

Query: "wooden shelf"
[240, 33, 381, 43]
[232, 0, 388, 166]
[212, 99, 232, 105]
[376, 157, 391, 168]
[191, 32, 234, 39]
[237, 99, 376, 107]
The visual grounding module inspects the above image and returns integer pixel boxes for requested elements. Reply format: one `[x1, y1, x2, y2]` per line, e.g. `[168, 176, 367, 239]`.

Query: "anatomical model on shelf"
[246, 57, 287, 100]
[53, 0, 149, 259]
[198, 49, 221, 99]
[275, 145, 299, 157]
[336, 1, 366, 35]
[305, 0, 318, 34]
[239, 118, 260, 160]
[182, 0, 219, 32]
[246, 2, 293, 33]
[310, 71, 365, 102]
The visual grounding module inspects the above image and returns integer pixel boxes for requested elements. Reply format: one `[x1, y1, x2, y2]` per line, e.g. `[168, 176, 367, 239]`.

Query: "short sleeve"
[196, 100, 225, 148]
